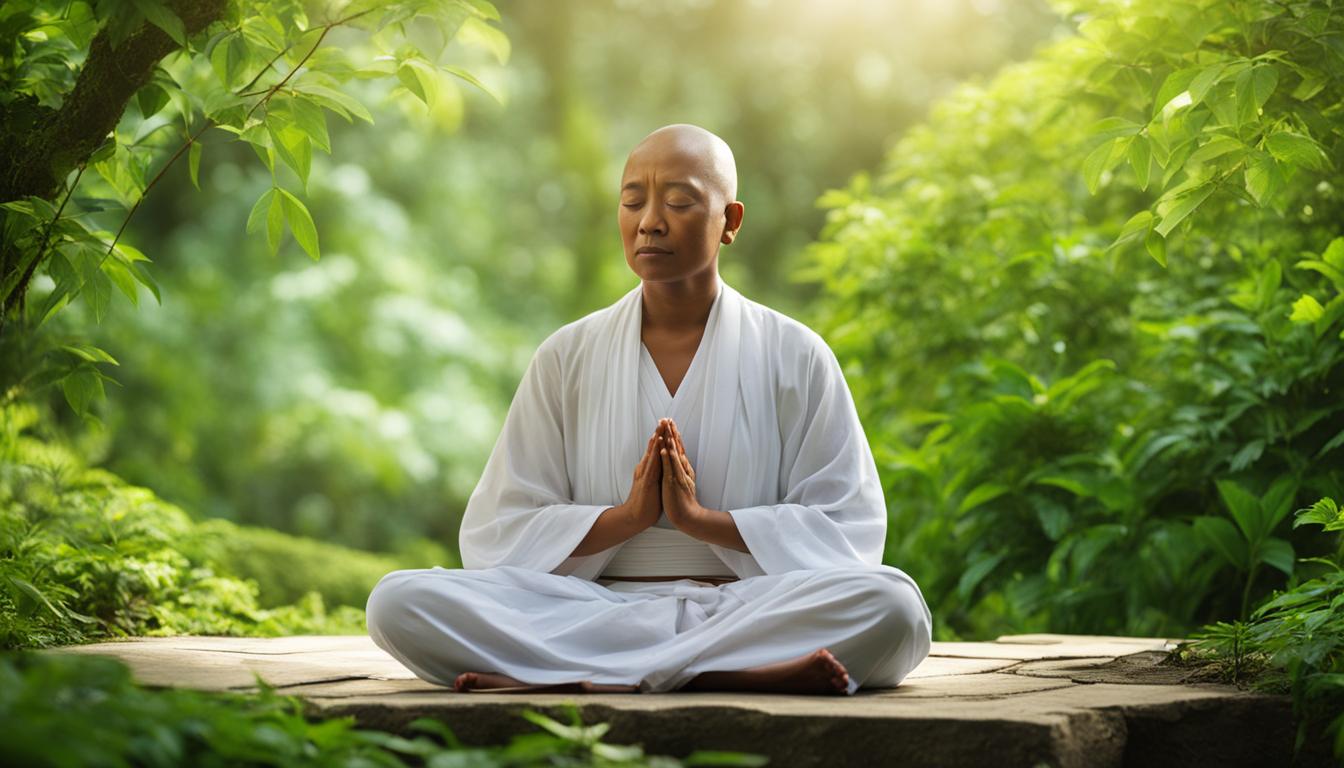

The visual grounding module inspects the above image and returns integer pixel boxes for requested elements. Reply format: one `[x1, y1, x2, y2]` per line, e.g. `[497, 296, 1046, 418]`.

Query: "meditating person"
[365, 123, 933, 695]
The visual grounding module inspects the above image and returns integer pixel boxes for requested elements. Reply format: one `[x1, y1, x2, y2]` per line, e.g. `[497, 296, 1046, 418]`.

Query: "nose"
[638, 202, 667, 237]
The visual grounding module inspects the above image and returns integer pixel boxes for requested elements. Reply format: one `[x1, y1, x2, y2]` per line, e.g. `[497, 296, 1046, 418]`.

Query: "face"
[619, 139, 738, 284]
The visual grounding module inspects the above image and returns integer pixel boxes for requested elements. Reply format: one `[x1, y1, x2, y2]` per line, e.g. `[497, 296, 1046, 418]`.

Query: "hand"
[622, 422, 665, 530]
[659, 418, 706, 531]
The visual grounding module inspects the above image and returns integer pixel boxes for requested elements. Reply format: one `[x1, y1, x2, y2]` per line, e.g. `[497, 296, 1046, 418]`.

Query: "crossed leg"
[455, 647, 851, 694]
[368, 564, 930, 696]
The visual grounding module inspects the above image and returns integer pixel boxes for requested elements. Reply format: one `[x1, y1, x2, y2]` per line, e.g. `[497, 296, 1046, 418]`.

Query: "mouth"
[636, 248, 672, 256]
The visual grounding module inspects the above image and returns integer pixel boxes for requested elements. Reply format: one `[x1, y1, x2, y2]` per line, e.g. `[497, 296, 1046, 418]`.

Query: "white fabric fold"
[458, 274, 890, 580]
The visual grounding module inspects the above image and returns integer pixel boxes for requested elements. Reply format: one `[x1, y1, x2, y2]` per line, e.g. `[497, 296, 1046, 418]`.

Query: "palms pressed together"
[451, 416, 853, 695]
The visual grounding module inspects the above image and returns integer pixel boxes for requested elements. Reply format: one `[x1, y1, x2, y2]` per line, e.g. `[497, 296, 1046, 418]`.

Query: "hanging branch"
[98, 8, 375, 267]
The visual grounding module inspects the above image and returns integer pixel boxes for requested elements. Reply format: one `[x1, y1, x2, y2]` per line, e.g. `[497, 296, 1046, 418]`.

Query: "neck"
[640, 268, 721, 334]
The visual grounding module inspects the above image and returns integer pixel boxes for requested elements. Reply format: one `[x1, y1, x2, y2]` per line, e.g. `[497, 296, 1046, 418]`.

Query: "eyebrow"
[620, 180, 703, 196]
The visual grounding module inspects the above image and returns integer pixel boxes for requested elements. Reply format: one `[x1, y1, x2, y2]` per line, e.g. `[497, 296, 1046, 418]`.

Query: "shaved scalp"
[627, 124, 738, 205]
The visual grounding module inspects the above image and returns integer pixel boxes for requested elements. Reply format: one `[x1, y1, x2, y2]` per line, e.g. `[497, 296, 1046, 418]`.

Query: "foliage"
[1187, 498, 1344, 763]
[189, 519, 458, 609]
[0, 1, 1063, 553]
[804, 0, 1344, 643]
[0, 400, 384, 649]
[0, 651, 768, 767]
[0, 0, 508, 425]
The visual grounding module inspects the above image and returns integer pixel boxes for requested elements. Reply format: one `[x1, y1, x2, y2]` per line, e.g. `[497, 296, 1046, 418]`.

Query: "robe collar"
[583, 273, 741, 515]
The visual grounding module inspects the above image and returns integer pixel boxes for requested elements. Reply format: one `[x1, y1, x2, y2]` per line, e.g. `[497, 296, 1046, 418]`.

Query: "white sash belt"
[599, 525, 735, 578]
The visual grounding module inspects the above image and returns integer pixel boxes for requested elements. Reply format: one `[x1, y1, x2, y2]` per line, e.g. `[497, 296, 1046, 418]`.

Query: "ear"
[721, 201, 745, 245]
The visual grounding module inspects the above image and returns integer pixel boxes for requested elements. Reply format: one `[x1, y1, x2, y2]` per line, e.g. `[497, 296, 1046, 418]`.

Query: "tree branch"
[0, 0, 228, 204]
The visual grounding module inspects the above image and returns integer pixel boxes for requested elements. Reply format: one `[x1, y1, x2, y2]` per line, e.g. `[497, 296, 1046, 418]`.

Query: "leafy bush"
[1186, 498, 1344, 764]
[1, 400, 374, 649]
[188, 520, 458, 609]
[0, 651, 768, 767]
[804, 0, 1344, 641]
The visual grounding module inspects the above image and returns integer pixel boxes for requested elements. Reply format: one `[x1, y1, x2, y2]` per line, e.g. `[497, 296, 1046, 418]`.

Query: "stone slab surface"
[47, 633, 1334, 767]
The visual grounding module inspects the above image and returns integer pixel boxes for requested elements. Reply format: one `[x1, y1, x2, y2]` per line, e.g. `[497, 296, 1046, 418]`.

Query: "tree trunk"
[0, 0, 228, 329]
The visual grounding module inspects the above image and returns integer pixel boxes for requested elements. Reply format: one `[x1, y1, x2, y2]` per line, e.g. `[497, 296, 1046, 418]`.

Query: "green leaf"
[1293, 498, 1342, 531]
[277, 188, 319, 260]
[268, 121, 311, 190]
[1082, 136, 1130, 195]
[60, 344, 119, 365]
[1256, 259, 1281, 310]
[398, 59, 440, 108]
[1291, 68, 1326, 100]
[1154, 181, 1214, 236]
[62, 366, 103, 416]
[1088, 116, 1143, 141]
[126, 261, 161, 305]
[1032, 474, 1093, 498]
[246, 188, 276, 235]
[1245, 151, 1284, 205]
[188, 141, 202, 190]
[442, 65, 501, 103]
[85, 264, 112, 323]
[136, 83, 170, 119]
[1258, 538, 1295, 577]
[1187, 135, 1243, 165]
[1188, 62, 1231, 104]
[5, 575, 64, 619]
[1295, 260, 1344, 292]
[289, 96, 331, 153]
[1235, 63, 1277, 124]
[266, 190, 284, 255]
[1215, 479, 1261, 542]
[1152, 66, 1199, 118]
[1127, 135, 1151, 189]
[1109, 210, 1153, 251]
[1193, 516, 1248, 570]
[102, 258, 140, 307]
[1260, 475, 1298, 534]
[129, 0, 186, 47]
[210, 33, 248, 89]
[1146, 229, 1167, 267]
[292, 84, 374, 124]
[456, 15, 510, 65]
[957, 551, 1006, 600]
[1323, 238, 1344, 270]
[1290, 294, 1325, 323]
[1264, 131, 1329, 171]
[957, 482, 1011, 515]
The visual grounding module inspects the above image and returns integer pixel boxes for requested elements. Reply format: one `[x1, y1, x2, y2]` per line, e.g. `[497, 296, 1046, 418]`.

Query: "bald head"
[625, 124, 738, 206]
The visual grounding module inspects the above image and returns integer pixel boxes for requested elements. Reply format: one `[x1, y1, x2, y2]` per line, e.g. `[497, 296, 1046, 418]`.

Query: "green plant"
[1, 400, 369, 649]
[1193, 477, 1299, 620]
[1, 0, 507, 424]
[1190, 497, 1344, 763]
[0, 651, 769, 767]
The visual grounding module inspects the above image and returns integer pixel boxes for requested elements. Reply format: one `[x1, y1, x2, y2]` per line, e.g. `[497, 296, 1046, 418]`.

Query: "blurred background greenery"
[8, 0, 1344, 759]
[26, 0, 1063, 555]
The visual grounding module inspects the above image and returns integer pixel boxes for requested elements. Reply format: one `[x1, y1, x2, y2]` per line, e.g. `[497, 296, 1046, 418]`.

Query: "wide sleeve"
[457, 334, 612, 574]
[725, 333, 887, 573]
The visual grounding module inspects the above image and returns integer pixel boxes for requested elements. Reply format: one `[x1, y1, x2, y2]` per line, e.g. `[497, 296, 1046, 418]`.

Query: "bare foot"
[681, 648, 852, 695]
[454, 671, 527, 692]
[454, 671, 640, 694]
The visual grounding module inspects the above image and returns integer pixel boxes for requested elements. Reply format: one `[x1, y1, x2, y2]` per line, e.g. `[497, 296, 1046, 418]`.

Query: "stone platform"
[49, 633, 1330, 767]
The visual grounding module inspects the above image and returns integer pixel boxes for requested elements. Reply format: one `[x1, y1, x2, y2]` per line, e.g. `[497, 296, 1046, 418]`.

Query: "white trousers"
[366, 563, 933, 695]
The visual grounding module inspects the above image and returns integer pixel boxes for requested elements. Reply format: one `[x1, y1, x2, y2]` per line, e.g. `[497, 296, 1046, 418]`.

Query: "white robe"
[366, 275, 933, 694]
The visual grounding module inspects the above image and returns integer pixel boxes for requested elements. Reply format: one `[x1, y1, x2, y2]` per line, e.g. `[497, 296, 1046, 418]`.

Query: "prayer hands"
[658, 418, 706, 531]
[624, 421, 665, 530]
